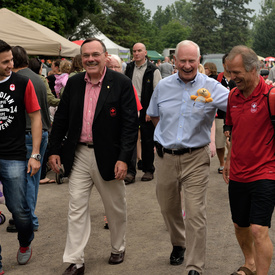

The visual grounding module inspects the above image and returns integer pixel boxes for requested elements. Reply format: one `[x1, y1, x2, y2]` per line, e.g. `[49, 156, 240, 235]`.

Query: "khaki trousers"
[155, 146, 210, 275]
[63, 145, 126, 264]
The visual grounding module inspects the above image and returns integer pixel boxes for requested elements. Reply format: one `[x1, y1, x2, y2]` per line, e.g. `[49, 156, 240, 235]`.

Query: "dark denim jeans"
[0, 159, 34, 247]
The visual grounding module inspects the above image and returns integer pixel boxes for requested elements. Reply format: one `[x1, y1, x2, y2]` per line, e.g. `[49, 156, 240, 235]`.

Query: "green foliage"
[159, 20, 191, 49]
[150, 0, 193, 52]
[216, 0, 254, 53]
[252, 0, 275, 56]
[0, 0, 100, 36]
[0, 0, 258, 56]
[189, 0, 221, 54]
[84, 0, 153, 50]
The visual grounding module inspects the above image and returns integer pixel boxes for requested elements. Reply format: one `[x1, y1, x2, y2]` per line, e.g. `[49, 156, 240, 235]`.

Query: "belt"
[163, 146, 203, 155]
[78, 142, 94, 148]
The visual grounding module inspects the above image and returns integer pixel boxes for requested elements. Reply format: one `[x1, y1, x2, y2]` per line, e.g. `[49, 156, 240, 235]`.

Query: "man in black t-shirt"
[0, 40, 42, 266]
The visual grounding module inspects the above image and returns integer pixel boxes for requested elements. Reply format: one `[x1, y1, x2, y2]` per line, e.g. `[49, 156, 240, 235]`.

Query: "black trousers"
[128, 121, 155, 176]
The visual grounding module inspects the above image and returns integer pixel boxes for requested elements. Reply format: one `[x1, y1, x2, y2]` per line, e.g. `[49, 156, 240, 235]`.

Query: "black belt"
[78, 142, 94, 148]
[163, 147, 203, 155]
[155, 141, 203, 156]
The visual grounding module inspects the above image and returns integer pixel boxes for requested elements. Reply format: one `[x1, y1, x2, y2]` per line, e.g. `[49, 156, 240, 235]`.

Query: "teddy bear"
[190, 88, 213, 103]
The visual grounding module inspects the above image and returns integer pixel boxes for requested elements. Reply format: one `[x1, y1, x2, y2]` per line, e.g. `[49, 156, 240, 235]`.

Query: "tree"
[152, 6, 172, 30]
[85, 0, 154, 50]
[151, 0, 192, 52]
[159, 20, 191, 49]
[152, 0, 192, 30]
[216, 0, 254, 53]
[0, 0, 100, 37]
[189, 0, 221, 54]
[252, 0, 275, 57]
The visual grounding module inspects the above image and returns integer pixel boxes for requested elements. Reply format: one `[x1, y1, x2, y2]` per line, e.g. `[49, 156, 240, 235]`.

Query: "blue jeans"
[0, 159, 34, 247]
[25, 131, 48, 229]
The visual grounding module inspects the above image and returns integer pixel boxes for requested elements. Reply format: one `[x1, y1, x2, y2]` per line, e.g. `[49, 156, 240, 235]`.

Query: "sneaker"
[0, 268, 4, 275]
[17, 246, 32, 265]
[218, 167, 224, 174]
[6, 223, 17, 233]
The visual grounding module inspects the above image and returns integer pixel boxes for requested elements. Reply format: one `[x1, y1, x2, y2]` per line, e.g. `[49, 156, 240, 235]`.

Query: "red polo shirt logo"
[251, 102, 257, 113]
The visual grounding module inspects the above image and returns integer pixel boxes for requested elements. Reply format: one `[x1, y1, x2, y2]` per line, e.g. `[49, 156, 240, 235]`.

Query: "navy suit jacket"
[48, 68, 139, 180]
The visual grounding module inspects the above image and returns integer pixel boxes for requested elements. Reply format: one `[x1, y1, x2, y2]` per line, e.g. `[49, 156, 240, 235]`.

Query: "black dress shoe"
[170, 246, 185, 265]
[124, 174, 135, 185]
[188, 270, 200, 275]
[108, 251, 125, 265]
[62, 263, 85, 275]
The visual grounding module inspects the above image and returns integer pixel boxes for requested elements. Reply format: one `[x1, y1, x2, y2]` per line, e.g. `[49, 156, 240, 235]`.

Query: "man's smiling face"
[174, 44, 200, 83]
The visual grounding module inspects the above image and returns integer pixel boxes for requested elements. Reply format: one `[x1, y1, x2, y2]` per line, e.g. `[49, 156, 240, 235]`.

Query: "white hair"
[175, 40, 200, 59]
[110, 54, 122, 69]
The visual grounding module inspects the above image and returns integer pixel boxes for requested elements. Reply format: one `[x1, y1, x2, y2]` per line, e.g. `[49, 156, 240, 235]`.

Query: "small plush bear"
[191, 88, 213, 103]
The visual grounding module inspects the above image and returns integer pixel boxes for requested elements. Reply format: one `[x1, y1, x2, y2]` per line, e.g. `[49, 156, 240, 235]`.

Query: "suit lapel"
[94, 68, 113, 121]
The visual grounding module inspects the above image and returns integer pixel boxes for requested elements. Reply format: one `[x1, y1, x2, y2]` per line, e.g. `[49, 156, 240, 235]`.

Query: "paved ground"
[0, 155, 274, 275]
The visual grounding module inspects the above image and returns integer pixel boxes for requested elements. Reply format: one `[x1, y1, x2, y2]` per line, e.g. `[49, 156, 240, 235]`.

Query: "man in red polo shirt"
[223, 45, 275, 275]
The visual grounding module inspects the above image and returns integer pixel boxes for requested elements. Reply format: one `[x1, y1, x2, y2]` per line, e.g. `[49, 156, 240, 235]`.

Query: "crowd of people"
[0, 37, 274, 275]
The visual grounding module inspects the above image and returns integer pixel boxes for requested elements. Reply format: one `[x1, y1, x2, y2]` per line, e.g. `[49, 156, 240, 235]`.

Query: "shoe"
[17, 246, 32, 265]
[0, 268, 4, 275]
[231, 266, 256, 275]
[62, 264, 85, 275]
[7, 223, 17, 233]
[218, 167, 224, 174]
[104, 216, 109, 229]
[141, 172, 154, 181]
[188, 271, 200, 275]
[137, 160, 143, 170]
[108, 251, 125, 265]
[170, 246, 185, 265]
[124, 174, 135, 185]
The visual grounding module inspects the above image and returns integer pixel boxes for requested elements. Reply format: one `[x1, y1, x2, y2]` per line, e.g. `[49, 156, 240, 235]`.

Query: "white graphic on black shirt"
[0, 91, 17, 130]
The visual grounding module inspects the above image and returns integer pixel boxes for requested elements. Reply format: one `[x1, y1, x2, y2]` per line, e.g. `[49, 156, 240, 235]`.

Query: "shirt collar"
[176, 71, 198, 85]
[84, 66, 106, 85]
[135, 59, 147, 69]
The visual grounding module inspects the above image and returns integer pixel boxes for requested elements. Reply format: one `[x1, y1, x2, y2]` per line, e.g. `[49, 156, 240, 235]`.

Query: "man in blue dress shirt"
[147, 40, 229, 275]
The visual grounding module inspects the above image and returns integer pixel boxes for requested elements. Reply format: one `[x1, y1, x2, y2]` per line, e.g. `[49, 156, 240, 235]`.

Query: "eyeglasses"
[82, 52, 105, 59]
[108, 66, 121, 69]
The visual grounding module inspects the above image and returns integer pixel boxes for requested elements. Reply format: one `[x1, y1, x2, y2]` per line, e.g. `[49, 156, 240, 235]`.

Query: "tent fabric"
[265, 56, 275, 62]
[147, 50, 164, 62]
[0, 8, 80, 57]
[73, 33, 131, 62]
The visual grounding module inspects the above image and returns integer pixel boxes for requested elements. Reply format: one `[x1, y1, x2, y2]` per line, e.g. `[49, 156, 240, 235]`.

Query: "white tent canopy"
[0, 8, 80, 57]
[94, 32, 130, 62]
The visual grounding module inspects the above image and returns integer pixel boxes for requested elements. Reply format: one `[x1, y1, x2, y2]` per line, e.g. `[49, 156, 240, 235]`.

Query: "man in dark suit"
[48, 38, 138, 275]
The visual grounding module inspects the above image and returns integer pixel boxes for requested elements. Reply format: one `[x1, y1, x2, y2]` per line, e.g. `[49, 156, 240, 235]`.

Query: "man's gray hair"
[175, 40, 200, 59]
[227, 45, 260, 73]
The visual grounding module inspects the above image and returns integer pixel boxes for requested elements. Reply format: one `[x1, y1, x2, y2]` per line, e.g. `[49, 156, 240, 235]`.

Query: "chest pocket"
[191, 101, 206, 121]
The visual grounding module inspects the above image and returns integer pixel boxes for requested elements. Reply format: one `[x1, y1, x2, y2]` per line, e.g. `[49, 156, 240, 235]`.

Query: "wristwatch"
[30, 154, 41, 161]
